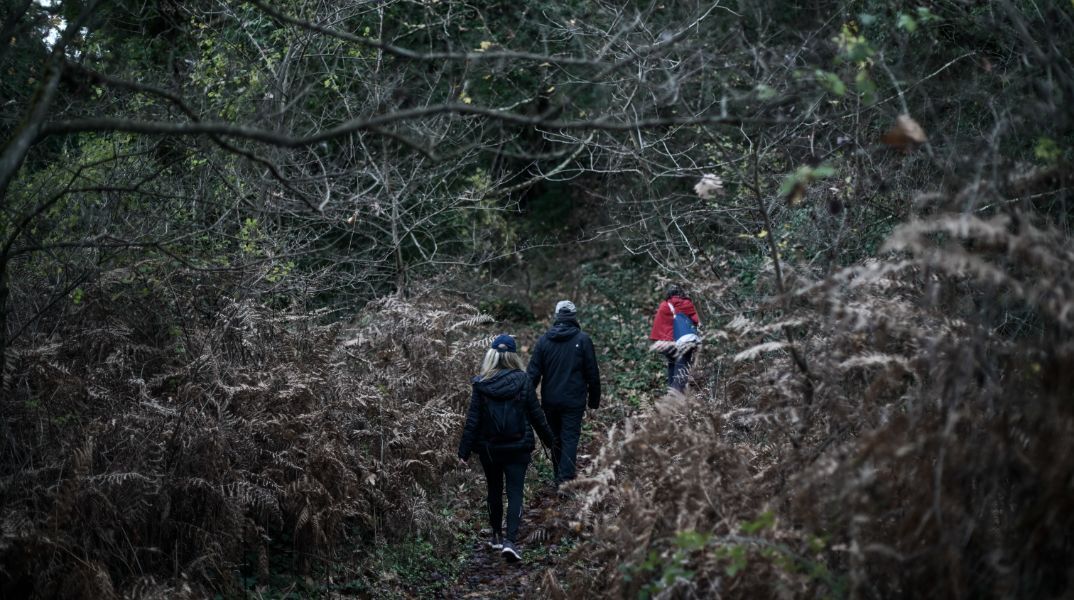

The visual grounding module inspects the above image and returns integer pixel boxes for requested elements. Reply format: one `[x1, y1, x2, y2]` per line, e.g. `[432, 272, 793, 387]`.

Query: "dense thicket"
[1, 0, 1072, 597]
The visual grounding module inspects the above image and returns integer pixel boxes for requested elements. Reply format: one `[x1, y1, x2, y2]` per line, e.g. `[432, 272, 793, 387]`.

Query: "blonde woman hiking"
[457, 334, 556, 562]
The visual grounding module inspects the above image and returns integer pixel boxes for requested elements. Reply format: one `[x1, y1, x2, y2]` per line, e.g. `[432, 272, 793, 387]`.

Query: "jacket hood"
[547, 319, 581, 341]
[668, 296, 694, 311]
[472, 369, 526, 399]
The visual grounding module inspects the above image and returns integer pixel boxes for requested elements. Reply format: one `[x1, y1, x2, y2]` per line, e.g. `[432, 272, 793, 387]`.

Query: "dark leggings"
[665, 347, 696, 392]
[543, 405, 585, 484]
[479, 449, 531, 543]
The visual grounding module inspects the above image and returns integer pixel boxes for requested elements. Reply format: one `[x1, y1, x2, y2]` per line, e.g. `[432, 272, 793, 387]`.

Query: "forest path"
[440, 436, 603, 599]
[440, 488, 565, 599]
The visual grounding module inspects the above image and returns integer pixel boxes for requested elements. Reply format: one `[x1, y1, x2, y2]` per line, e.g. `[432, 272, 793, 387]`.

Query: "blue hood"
[546, 319, 581, 341]
[472, 369, 526, 399]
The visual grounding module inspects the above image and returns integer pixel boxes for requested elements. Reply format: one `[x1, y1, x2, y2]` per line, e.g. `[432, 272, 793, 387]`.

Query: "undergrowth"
[553, 188, 1074, 598]
[0, 273, 495, 598]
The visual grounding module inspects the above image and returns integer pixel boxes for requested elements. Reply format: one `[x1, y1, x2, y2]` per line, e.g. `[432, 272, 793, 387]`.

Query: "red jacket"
[649, 297, 700, 341]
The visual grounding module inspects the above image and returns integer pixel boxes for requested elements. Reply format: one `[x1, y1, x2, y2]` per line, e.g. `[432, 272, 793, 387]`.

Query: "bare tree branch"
[40, 104, 747, 146]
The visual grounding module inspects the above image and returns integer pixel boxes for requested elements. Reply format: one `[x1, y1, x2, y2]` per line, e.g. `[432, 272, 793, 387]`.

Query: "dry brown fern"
[562, 204, 1074, 598]
[0, 273, 498, 597]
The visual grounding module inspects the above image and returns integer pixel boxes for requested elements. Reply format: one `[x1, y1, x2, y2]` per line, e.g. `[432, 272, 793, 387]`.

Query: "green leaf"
[834, 23, 875, 63]
[897, 13, 918, 33]
[855, 70, 878, 105]
[812, 165, 837, 178]
[1034, 137, 1061, 163]
[778, 172, 800, 197]
[674, 530, 711, 550]
[756, 83, 777, 100]
[859, 13, 877, 26]
[723, 545, 748, 576]
[915, 7, 941, 23]
[815, 70, 846, 96]
[741, 510, 776, 534]
[809, 535, 828, 553]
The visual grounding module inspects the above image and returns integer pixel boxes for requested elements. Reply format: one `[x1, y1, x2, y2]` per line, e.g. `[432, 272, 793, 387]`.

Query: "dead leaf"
[693, 173, 725, 199]
[882, 114, 927, 152]
[787, 182, 806, 205]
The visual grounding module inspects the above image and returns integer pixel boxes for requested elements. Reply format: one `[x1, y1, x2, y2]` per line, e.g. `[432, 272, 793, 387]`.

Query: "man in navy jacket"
[526, 300, 601, 486]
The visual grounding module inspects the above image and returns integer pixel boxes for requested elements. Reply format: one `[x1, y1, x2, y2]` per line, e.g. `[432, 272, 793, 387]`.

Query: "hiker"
[527, 300, 601, 488]
[649, 284, 701, 393]
[458, 334, 556, 563]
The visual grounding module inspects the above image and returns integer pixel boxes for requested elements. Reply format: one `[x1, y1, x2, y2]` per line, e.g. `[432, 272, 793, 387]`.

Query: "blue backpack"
[670, 302, 699, 345]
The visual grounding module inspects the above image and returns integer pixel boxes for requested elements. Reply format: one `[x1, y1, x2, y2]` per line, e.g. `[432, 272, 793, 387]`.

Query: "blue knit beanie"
[491, 333, 517, 353]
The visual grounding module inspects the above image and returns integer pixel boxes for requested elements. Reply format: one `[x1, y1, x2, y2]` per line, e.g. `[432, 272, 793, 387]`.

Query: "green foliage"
[815, 70, 847, 96]
[897, 7, 941, 33]
[854, 70, 878, 104]
[755, 83, 778, 100]
[266, 261, 295, 284]
[833, 22, 875, 65]
[740, 510, 775, 534]
[369, 538, 461, 596]
[1034, 137, 1062, 163]
[239, 218, 260, 255]
[233, 534, 463, 599]
[713, 544, 749, 577]
[896, 12, 918, 33]
[778, 164, 838, 198]
[620, 530, 711, 599]
[709, 515, 845, 598]
[619, 524, 846, 599]
[731, 252, 765, 292]
[578, 262, 668, 408]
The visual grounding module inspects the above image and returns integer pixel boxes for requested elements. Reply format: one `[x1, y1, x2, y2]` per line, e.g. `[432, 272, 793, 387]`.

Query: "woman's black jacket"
[458, 369, 556, 460]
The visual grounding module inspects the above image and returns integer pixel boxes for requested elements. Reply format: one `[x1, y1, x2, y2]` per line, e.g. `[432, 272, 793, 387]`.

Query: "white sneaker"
[488, 533, 503, 550]
[501, 540, 521, 563]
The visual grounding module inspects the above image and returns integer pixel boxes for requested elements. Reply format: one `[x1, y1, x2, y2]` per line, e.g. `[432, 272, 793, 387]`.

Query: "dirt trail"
[440, 432, 607, 600]
[440, 488, 566, 599]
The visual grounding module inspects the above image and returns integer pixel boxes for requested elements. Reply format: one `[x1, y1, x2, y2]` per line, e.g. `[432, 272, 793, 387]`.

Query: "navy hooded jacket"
[526, 318, 602, 409]
[458, 369, 556, 460]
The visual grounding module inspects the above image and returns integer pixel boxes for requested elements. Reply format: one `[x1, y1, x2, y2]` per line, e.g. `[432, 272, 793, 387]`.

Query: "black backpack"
[481, 386, 527, 444]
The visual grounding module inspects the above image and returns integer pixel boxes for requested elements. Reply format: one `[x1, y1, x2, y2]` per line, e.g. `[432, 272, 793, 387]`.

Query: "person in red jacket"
[649, 284, 700, 392]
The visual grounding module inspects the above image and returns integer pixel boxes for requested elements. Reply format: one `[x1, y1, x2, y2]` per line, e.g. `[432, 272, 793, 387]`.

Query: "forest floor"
[440, 488, 567, 599]
[438, 430, 603, 599]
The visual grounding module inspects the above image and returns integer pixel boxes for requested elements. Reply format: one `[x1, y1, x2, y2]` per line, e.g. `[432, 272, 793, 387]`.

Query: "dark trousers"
[542, 405, 585, 484]
[478, 449, 530, 542]
[664, 347, 696, 392]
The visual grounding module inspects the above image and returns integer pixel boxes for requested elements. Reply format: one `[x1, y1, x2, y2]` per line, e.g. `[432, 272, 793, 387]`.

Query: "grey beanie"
[555, 299, 577, 321]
